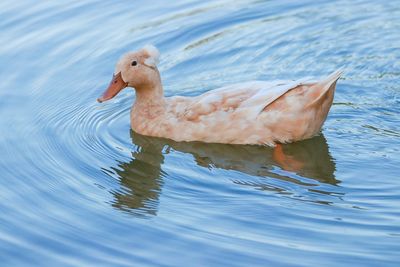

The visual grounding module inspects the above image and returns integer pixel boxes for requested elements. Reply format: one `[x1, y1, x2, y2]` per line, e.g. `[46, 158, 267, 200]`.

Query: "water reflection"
[111, 135, 166, 216]
[111, 132, 337, 215]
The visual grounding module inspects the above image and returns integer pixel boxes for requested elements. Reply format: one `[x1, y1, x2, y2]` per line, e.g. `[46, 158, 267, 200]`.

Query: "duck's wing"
[238, 78, 316, 117]
[181, 79, 314, 120]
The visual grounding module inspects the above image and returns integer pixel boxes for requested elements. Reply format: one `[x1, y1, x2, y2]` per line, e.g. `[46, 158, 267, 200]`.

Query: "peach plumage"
[98, 45, 342, 146]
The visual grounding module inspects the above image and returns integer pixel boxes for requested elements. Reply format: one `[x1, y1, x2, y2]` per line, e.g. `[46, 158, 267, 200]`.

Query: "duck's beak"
[97, 72, 128, 103]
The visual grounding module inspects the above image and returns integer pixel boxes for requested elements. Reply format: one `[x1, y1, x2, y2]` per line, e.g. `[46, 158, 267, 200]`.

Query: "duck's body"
[98, 45, 341, 146]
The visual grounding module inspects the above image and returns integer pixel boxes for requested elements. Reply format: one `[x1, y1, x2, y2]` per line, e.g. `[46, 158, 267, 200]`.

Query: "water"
[1, 0, 399, 266]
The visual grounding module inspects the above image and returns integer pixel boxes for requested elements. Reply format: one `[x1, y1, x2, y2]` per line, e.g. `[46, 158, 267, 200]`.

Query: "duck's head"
[97, 45, 160, 103]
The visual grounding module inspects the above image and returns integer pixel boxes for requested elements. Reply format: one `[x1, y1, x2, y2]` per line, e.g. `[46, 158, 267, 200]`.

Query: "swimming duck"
[97, 45, 341, 146]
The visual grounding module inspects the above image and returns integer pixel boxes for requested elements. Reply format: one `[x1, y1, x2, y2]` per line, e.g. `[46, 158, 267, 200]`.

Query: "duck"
[97, 45, 342, 146]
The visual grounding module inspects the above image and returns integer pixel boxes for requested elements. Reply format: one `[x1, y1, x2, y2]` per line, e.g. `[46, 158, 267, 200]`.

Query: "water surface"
[0, 0, 400, 266]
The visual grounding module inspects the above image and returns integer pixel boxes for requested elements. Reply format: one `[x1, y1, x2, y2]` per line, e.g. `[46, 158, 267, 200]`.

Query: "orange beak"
[97, 72, 128, 103]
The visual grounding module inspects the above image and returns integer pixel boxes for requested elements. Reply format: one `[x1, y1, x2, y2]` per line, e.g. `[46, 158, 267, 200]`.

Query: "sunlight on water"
[0, 0, 399, 266]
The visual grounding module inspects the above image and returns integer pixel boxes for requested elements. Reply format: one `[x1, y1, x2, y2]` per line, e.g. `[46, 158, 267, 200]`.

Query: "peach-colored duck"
[98, 45, 342, 146]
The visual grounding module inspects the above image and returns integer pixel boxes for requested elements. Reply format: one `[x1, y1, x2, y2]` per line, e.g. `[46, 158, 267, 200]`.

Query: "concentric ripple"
[0, 0, 400, 266]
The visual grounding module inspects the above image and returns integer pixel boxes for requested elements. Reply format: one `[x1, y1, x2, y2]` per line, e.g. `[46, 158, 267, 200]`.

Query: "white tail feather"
[323, 69, 343, 87]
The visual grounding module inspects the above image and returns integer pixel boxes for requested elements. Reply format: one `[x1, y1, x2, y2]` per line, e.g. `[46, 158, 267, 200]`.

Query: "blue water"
[1, 0, 400, 266]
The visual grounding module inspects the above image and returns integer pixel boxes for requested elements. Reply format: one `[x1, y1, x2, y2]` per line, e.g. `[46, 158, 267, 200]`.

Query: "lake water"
[1, 0, 399, 266]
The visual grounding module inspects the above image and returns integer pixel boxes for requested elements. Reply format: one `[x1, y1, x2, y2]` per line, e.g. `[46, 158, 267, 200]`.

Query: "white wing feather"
[184, 78, 314, 119]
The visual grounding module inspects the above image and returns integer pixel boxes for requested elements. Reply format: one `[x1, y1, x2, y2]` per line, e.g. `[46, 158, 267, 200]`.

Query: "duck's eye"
[131, 60, 137, 66]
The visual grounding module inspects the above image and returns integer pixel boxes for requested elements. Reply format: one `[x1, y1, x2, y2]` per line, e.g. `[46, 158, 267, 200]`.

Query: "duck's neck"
[133, 71, 166, 115]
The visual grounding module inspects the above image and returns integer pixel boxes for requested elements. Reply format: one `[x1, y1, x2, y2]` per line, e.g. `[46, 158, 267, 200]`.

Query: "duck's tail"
[307, 69, 343, 107]
[323, 69, 343, 87]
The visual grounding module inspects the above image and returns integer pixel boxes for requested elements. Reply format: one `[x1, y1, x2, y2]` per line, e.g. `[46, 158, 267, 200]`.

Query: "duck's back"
[152, 71, 341, 145]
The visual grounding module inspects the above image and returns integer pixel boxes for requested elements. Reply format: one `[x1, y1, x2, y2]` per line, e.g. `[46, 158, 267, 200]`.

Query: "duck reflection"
[111, 131, 337, 216]
[111, 134, 166, 216]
